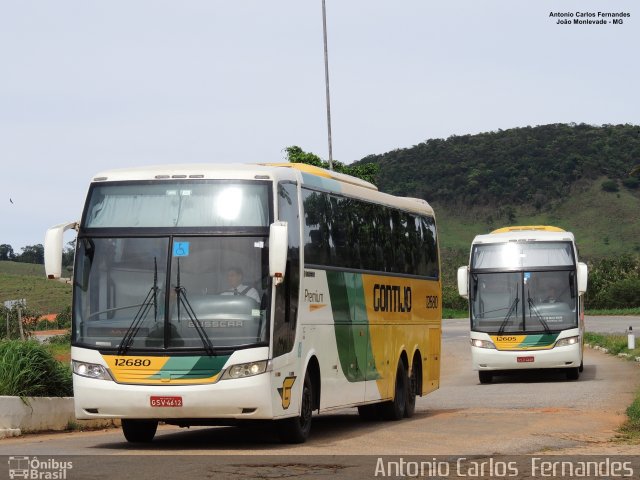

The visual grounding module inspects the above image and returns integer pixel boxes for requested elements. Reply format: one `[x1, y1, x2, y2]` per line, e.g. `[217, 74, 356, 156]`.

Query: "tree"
[16, 244, 44, 264]
[62, 240, 76, 268]
[0, 244, 14, 261]
[284, 145, 379, 185]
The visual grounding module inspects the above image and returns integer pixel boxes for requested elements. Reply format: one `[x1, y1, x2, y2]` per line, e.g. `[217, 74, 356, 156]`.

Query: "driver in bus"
[542, 284, 562, 304]
[220, 267, 260, 303]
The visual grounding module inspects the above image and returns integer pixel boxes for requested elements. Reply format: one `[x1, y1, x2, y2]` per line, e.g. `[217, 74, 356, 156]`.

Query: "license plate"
[150, 396, 183, 407]
[517, 356, 535, 363]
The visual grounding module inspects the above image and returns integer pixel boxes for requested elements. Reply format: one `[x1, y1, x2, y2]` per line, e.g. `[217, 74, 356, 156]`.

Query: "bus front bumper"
[72, 372, 275, 421]
[471, 343, 582, 371]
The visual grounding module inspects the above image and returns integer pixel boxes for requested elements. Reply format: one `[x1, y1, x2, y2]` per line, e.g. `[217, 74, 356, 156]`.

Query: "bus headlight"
[471, 339, 496, 349]
[72, 360, 112, 380]
[555, 336, 580, 348]
[221, 360, 270, 380]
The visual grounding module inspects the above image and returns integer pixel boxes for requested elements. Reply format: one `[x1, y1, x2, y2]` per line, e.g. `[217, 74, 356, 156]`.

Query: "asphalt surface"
[1, 316, 639, 479]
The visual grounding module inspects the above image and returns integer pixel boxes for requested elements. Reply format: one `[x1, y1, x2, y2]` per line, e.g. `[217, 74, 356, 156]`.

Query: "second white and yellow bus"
[457, 226, 588, 384]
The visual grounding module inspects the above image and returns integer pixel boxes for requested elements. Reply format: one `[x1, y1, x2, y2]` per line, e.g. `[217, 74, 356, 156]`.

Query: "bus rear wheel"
[380, 360, 408, 421]
[121, 419, 158, 443]
[404, 361, 419, 418]
[277, 373, 313, 443]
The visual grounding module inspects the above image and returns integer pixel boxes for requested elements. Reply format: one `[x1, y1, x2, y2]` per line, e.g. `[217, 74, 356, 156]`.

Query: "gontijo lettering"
[373, 284, 412, 312]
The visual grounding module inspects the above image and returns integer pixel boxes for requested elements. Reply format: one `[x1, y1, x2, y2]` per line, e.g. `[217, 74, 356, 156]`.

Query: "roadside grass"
[0, 270, 72, 315]
[619, 394, 640, 442]
[443, 308, 467, 319]
[584, 332, 640, 442]
[44, 334, 72, 364]
[0, 261, 45, 277]
[0, 340, 72, 397]
[584, 332, 640, 357]
[585, 308, 640, 316]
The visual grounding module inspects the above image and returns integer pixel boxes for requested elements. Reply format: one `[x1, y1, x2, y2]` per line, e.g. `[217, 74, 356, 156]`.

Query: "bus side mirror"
[269, 221, 288, 286]
[44, 222, 77, 280]
[577, 262, 588, 294]
[457, 266, 469, 299]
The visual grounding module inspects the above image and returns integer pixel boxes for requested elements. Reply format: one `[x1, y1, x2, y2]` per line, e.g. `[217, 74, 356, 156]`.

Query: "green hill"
[357, 123, 640, 258]
[435, 176, 640, 257]
[0, 261, 71, 315]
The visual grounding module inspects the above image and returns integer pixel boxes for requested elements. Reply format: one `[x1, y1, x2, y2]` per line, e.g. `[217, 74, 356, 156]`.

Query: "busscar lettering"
[373, 284, 412, 313]
[188, 320, 243, 328]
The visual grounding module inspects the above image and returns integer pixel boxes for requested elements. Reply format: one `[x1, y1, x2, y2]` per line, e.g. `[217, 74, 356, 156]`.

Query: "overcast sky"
[1, 0, 637, 251]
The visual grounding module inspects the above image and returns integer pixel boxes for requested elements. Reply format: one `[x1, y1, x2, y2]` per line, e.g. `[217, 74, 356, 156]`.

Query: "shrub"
[442, 284, 468, 311]
[604, 278, 640, 308]
[45, 331, 71, 345]
[622, 177, 640, 189]
[0, 340, 72, 397]
[584, 255, 640, 309]
[56, 306, 72, 329]
[601, 179, 619, 192]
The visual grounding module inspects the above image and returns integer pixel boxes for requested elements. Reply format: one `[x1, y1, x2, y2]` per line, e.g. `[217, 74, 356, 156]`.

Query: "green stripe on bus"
[147, 355, 229, 380]
[519, 334, 559, 348]
[327, 271, 380, 382]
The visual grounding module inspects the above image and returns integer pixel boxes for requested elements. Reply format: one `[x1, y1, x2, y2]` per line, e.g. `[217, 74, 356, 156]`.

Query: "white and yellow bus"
[457, 226, 588, 384]
[45, 163, 441, 443]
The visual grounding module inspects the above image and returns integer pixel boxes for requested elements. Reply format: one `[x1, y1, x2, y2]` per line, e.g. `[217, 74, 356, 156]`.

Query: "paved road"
[584, 315, 640, 334]
[1, 317, 638, 479]
[446, 315, 640, 336]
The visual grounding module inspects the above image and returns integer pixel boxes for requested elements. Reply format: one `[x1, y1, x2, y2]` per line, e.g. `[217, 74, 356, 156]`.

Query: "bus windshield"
[73, 236, 269, 351]
[470, 270, 578, 333]
[471, 241, 574, 270]
[84, 181, 270, 228]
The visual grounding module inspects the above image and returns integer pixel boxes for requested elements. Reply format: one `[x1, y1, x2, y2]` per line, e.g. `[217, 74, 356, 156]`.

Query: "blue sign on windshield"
[173, 242, 190, 257]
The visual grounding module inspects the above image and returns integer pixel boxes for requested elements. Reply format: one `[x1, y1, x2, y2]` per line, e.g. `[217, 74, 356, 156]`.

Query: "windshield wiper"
[498, 283, 520, 333]
[174, 259, 216, 356]
[118, 258, 160, 355]
[498, 291, 519, 334]
[527, 291, 552, 334]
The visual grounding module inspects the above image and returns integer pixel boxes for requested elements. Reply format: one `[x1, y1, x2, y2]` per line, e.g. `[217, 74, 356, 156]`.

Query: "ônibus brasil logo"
[8, 456, 73, 479]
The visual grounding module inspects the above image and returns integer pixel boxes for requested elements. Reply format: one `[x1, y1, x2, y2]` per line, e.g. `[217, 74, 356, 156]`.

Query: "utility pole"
[322, 0, 334, 170]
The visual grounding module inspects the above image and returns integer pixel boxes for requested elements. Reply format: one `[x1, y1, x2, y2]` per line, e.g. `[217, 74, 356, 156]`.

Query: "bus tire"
[478, 371, 493, 384]
[579, 360, 584, 372]
[277, 373, 313, 444]
[566, 367, 580, 381]
[404, 361, 419, 418]
[380, 360, 407, 421]
[121, 419, 158, 443]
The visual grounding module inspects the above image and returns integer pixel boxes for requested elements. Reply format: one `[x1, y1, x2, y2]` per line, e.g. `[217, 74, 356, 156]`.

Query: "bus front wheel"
[478, 371, 493, 384]
[277, 373, 313, 443]
[121, 419, 158, 443]
[566, 367, 580, 380]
